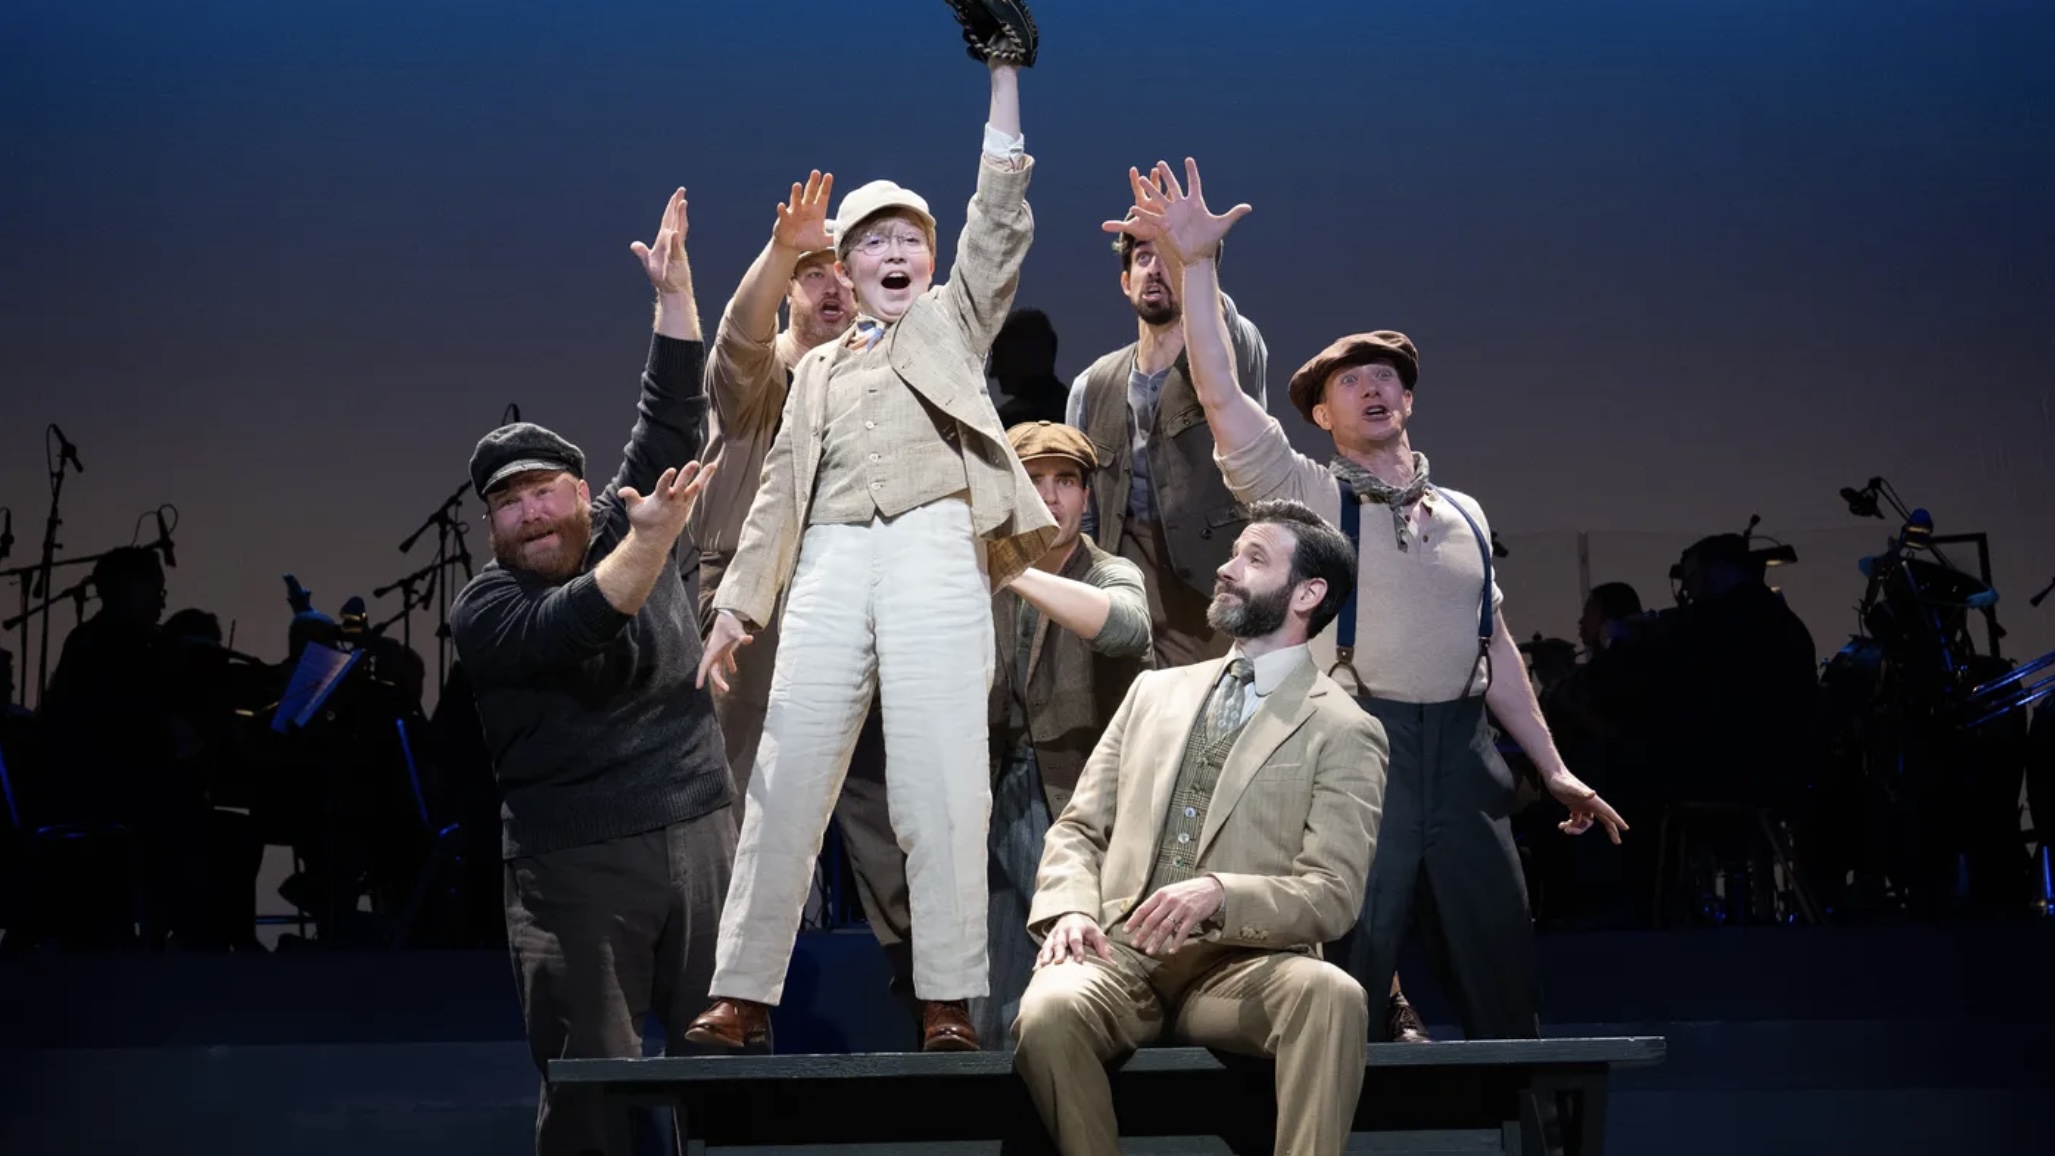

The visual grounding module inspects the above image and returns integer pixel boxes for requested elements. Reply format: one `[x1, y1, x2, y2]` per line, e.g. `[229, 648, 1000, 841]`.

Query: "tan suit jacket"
[1029, 652, 1389, 950]
[713, 157, 1059, 629]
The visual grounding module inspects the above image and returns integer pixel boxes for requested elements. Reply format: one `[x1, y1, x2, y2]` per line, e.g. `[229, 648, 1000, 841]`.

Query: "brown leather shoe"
[1387, 991, 1431, 1043]
[921, 1000, 980, 1052]
[684, 998, 770, 1050]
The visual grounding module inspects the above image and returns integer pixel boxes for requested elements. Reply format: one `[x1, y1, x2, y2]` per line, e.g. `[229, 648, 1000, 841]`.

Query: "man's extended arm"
[938, 62, 1034, 355]
[610, 188, 708, 503]
[1102, 160, 1271, 456]
[1006, 552, 1150, 658]
[704, 172, 834, 441]
[1485, 606, 1629, 841]
[1219, 291, 1269, 410]
[1183, 260, 1276, 456]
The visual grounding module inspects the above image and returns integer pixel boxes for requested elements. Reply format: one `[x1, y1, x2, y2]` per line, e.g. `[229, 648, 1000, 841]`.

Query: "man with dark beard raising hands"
[450, 187, 734, 1156]
[1067, 193, 1270, 669]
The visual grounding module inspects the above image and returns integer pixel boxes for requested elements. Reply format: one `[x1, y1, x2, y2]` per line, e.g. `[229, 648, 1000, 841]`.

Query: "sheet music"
[272, 642, 359, 733]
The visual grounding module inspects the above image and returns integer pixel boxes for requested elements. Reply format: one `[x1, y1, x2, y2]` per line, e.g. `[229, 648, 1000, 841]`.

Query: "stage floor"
[2, 923, 2051, 1154]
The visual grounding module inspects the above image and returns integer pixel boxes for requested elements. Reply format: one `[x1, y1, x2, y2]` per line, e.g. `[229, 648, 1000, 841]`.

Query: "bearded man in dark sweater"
[450, 186, 732, 1156]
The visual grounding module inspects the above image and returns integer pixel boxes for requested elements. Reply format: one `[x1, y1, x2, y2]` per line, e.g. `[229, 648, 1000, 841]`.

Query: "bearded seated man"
[1013, 499, 1389, 1156]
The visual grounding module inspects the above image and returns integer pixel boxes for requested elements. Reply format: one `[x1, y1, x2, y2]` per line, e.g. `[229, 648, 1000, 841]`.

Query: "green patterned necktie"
[1205, 657, 1256, 745]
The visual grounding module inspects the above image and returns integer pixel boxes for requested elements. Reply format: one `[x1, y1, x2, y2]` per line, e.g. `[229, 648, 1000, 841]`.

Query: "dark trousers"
[1328, 695, 1540, 1041]
[504, 808, 737, 1156]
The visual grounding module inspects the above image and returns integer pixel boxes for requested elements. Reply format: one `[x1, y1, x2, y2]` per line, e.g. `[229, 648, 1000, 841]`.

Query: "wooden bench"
[550, 1036, 1665, 1155]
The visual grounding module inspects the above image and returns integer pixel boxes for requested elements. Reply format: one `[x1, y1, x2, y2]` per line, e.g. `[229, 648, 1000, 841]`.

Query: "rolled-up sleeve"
[1082, 554, 1151, 659]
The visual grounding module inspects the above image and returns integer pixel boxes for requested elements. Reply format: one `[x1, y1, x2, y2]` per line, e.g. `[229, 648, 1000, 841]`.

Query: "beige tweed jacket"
[1028, 652, 1390, 951]
[712, 157, 1058, 629]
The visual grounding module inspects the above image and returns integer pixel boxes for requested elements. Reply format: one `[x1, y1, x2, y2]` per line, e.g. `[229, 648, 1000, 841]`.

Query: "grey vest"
[1079, 348, 1250, 597]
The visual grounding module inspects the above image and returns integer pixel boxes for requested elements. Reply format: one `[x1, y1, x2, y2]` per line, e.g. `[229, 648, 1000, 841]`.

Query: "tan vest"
[1079, 348, 1250, 597]
[988, 537, 1148, 818]
[808, 339, 968, 524]
[1140, 709, 1245, 897]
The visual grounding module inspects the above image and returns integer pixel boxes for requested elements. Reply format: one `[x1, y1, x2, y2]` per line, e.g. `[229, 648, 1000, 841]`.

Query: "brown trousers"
[1013, 940, 1367, 1156]
[504, 810, 736, 1156]
[1119, 517, 1232, 669]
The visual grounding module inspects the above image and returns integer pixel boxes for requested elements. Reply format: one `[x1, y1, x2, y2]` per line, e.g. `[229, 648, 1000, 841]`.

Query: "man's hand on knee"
[1036, 912, 1112, 968]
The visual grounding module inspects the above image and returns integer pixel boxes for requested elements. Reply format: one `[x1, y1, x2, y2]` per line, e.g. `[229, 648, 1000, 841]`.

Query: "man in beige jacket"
[1016, 498, 1387, 1156]
[689, 51, 1055, 1053]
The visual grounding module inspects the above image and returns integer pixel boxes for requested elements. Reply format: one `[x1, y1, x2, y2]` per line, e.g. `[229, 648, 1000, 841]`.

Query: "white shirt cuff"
[982, 123, 1026, 159]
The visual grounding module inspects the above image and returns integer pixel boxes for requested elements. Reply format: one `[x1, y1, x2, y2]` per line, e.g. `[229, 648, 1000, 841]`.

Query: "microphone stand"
[1, 571, 101, 704]
[371, 554, 468, 649]
[1, 553, 100, 709]
[436, 510, 476, 692]
[31, 426, 85, 705]
[397, 482, 471, 694]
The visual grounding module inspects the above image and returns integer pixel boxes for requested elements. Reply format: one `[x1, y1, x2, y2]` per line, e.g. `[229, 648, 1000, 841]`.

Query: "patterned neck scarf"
[1329, 451, 1432, 550]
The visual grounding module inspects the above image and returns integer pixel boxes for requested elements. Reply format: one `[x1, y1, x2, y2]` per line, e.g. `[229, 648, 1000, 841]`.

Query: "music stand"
[272, 642, 359, 734]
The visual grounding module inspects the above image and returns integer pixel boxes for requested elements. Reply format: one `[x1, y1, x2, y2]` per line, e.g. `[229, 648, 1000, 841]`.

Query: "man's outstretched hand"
[1546, 768, 1629, 844]
[697, 610, 755, 694]
[1101, 158, 1251, 267]
[619, 459, 715, 544]
[773, 171, 834, 254]
[631, 187, 692, 295]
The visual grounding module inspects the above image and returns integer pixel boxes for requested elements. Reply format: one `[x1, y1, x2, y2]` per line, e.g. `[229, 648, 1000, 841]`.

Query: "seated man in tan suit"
[1015, 498, 1389, 1156]
[689, 44, 1056, 1053]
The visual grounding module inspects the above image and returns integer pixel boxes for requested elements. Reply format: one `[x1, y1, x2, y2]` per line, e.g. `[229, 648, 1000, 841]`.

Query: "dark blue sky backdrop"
[4, 0, 2052, 695]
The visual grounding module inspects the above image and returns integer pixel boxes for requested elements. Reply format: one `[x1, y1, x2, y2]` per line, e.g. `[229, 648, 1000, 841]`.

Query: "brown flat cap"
[1006, 420, 1097, 471]
[1286, 331, 1419, 423]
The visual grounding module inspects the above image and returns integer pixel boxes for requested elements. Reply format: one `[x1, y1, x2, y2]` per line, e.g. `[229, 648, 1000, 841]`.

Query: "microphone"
[2029, 576, 2054, 609]
[154, 508, 177, 568]
[52, 425, 84, 473]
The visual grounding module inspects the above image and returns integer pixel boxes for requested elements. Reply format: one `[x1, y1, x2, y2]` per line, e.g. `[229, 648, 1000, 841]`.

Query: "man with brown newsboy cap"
[976, 420, 1152, 1043]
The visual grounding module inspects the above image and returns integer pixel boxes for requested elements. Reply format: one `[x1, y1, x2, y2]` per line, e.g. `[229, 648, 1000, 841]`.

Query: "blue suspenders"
[1333, 478, 1496, 698]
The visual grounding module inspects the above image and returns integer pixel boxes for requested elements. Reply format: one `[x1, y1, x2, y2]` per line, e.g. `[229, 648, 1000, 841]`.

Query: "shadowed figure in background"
[990, 308, 1068, 427]
[1594, 537, 1820, 920]
[36, 547, 210, 945]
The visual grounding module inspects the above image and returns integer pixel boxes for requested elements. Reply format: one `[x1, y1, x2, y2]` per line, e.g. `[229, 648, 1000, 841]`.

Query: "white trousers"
[710, 496, 996, 1004]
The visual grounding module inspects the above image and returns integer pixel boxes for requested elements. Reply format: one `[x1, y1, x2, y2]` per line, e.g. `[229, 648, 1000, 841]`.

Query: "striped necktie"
[1204, 657, 1256, 746]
